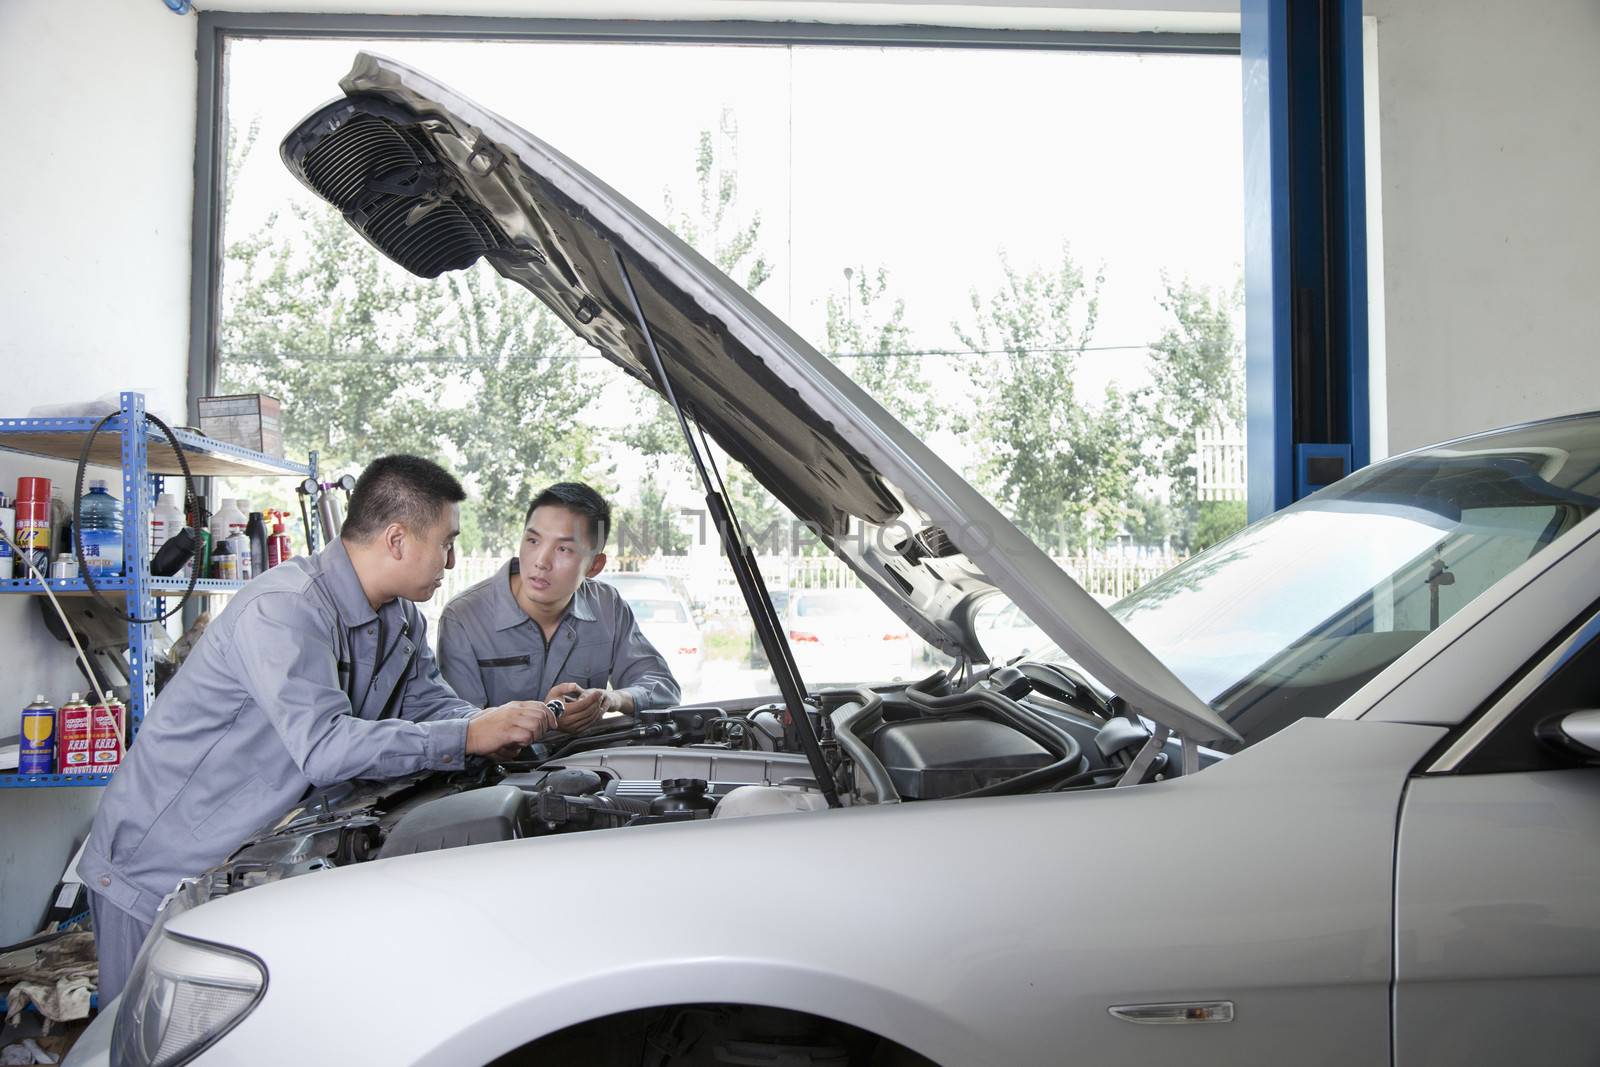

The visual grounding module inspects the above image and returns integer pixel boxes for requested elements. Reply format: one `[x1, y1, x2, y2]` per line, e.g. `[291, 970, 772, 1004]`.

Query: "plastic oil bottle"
[79, 480, 124, 577]
[150, 493, 183, 561]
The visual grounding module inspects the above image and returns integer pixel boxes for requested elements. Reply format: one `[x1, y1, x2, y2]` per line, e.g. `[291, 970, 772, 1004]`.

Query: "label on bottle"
[80, 528, 123, 576]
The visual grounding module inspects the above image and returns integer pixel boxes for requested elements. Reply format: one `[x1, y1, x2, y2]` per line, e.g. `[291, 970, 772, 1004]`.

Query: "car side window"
[1454, 600, 1600, 774]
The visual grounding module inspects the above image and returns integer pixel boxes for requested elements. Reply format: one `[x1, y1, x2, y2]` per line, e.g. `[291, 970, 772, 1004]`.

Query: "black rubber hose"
[553, 723, 671, 758]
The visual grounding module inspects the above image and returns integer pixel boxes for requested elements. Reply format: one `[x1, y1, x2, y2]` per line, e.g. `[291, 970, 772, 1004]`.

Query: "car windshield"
[1030, 417, 1600, 748]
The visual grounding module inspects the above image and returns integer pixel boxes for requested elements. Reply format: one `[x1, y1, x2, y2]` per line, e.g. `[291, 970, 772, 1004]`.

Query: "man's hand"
[466, 700, 558, 756]
[543, 683, 626, 734]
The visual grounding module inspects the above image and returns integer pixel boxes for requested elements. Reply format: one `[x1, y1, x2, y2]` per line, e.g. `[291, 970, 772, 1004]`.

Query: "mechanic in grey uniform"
[437, 482, 679, 734]
[79, 456, 561, 1003]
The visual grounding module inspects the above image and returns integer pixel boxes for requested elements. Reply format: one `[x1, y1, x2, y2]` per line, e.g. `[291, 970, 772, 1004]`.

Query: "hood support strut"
[610, 247, 842, 808]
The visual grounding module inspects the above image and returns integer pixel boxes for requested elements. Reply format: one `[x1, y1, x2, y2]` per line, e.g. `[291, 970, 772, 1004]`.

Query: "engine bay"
[177, 664, 1217, 910]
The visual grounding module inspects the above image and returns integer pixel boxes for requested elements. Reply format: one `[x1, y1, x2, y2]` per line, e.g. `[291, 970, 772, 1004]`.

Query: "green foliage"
[1193, 499, 1248, 552]
[662, 110, 773, 294]
[822, 266, 945, 436]
[625, 111, 775, 477]
[1142, 275, 1246, 551]
[218, 125, 604, 555]
[952, 248, 1137, 551]
[612, 474, 688, 561]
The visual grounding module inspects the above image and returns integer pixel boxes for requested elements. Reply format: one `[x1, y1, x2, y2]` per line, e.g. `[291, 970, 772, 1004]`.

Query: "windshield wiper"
[610, 247, 842, 808]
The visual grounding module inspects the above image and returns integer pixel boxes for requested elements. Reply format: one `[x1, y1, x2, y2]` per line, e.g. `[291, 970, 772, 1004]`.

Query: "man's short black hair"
[342, 455, 466, 543]
[525, 482, 611, 550]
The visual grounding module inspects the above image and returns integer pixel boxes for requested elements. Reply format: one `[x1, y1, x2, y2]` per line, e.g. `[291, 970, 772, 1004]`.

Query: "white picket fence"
[1195, 424, 1247, 502]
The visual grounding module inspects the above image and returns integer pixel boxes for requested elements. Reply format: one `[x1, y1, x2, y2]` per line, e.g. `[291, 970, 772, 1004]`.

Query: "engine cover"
[376, 785, 535, 859]
[871, 716, 1052, 799]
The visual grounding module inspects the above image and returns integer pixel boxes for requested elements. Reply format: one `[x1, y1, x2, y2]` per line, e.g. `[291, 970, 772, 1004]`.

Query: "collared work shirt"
[436, 561, 680, 711]
[79, 539, 476, 923]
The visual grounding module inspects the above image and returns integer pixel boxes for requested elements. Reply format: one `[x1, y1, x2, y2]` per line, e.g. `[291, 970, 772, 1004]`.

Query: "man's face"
[399, 502, 459, 602]
[517, 505, 605, 616]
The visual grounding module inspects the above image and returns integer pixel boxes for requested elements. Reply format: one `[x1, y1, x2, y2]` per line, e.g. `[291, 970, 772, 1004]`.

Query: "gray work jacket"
[436, 561, 679, 711]
[79, 539, 476, 923]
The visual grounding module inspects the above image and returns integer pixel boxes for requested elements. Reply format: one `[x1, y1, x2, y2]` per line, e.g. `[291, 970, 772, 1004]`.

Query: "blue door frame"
[1242, 0, 1370, 520]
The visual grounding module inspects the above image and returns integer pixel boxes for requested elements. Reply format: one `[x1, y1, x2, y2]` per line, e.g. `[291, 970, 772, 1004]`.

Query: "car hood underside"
[280, 52, 1234, 743]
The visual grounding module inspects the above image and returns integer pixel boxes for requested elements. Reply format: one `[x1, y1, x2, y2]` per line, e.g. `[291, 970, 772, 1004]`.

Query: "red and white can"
[56, 694, 93, 774]
[14, 477, 52, 577]
[89, 698, 127, 772]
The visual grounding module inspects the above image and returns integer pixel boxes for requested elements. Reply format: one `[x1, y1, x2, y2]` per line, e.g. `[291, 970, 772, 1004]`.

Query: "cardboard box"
[198, 394, 284, 458]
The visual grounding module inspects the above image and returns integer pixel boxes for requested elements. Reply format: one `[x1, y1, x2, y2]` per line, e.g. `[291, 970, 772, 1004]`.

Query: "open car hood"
[282, 53, 1237, 743]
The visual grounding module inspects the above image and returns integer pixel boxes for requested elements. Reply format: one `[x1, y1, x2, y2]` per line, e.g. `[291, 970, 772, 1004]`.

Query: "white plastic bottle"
[210, 499, 246, 545]
[150, 493, 183, 560]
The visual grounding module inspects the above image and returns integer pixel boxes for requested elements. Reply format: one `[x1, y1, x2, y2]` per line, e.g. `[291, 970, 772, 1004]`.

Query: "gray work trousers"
[89, 888, 153, 1006]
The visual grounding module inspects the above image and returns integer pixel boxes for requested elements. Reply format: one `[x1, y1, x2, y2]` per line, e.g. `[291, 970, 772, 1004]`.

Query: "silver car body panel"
[162, 718, 1440, 1066]
[316, 53, 1235, 744]
[1393, 769, 1600, 1066]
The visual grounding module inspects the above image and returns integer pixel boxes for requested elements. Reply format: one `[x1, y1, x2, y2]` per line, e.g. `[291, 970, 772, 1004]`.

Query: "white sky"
[224, 37, 1241, 393]
[221, 35, 1243, 557]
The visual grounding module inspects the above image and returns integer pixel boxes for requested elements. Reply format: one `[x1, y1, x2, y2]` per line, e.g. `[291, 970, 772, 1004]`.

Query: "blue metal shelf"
[0, 413, 309, 478]
[0, 392, 320, 790]
[0, 772, 113, 789]
[0, 577, 247, 597]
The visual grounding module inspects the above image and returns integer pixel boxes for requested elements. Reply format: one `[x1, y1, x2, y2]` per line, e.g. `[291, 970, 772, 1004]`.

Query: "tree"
[952, 248, 1137, 552]
[611, 473, 690, 562]
[427, 266, 605, 555]
[1141, 275, 1246, 552]
[623, 110, 775, 474]
[218, 119, 604, 555]
[822, 265, 944, 436]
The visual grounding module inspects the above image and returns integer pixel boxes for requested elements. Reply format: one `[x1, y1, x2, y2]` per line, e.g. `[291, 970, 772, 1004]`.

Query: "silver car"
[71, 54, 1600, 1067]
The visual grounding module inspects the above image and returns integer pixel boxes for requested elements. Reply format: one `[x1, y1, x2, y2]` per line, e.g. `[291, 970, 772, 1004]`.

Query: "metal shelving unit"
[0, 391, 319, 790]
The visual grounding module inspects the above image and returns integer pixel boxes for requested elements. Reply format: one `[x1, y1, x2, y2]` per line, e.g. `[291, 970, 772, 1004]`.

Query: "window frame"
[189, 11, 1239, 422]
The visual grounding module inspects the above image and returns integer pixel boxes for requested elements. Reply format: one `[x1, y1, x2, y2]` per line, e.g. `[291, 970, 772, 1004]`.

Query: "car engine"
[176, 665, 1204, 910]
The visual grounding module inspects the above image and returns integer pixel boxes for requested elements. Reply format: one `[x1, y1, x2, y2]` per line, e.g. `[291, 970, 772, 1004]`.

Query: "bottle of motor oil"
[56, 693, 92, 774]
[246, 511, 268, 577]
[20, 696, 56, 774]
[150, 493, 183, 562]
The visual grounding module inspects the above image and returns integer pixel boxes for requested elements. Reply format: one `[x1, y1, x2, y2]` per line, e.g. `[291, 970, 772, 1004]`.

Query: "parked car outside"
[66, 53, 1600, 1067]
[782, 587, 917, 685]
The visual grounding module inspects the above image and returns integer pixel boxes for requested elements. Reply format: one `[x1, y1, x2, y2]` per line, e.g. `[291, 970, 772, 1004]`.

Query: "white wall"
[0, 0, 195, 944]
[1366, 0, 1600, 454]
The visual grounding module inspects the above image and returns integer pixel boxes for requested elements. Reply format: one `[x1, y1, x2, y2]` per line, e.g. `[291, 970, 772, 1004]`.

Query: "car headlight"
[111, 933, 266, 1067]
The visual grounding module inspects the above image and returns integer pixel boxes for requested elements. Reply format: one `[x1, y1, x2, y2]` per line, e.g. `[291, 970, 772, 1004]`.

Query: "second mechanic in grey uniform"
[437, 482, 680, 733]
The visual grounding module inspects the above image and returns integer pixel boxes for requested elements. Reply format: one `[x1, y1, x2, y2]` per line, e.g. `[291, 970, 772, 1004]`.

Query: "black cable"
[73, 410, 201, 624]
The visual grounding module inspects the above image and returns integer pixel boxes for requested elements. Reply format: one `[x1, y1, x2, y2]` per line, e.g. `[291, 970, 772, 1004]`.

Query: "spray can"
[267, 513, 292, 569]
[14, 477, 52, 576]
[56, 693, 93, 774]
[0, 494, 14, 581]
[20, 696, 56, 774]
[89, 697, 127, 772]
